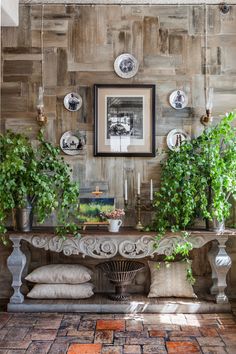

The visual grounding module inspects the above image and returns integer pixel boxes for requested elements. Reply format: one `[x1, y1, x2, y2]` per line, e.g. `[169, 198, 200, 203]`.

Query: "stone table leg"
[7, 236, 26, 304]
[208, 235, 232, 304]
[208, 240, 219, 295]
[21, 241, 31, 295]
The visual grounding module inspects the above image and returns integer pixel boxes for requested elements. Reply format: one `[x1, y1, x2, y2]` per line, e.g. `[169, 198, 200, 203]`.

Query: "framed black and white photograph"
[94, 84, 156, 156]
[64, 92, 82, 112]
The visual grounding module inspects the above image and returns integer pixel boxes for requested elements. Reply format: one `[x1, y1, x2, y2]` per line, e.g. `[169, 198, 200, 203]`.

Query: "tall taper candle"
[124, 179, 128, 201]
[137, 173, 140, 195]
[150, 179, 153, 201]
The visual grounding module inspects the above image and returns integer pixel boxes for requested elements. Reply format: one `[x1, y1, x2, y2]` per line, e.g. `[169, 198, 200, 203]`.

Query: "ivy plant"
[0, 129, 80, 244]
[153, 111, 236, 281]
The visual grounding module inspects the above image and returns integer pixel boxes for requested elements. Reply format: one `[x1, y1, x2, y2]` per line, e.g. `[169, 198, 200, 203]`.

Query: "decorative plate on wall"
[64, 92, 82, 112]
[166, 129, 190, 151]
[169, 90, 188, 110]
[60, 131, 86, 155]
[114, 53, 139, 79]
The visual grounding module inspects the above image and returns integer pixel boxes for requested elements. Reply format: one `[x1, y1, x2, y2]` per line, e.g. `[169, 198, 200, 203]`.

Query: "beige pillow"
[25, 264, 93, 284]
[148, 261, 196, 298]
[27, 283, 94, 299]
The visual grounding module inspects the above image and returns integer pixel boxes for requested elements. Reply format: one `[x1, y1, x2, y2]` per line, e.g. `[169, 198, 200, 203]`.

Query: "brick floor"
[0, 312, 235, 353]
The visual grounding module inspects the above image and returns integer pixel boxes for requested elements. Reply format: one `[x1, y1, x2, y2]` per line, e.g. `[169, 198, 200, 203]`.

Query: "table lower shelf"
[7, 293, 231, 313]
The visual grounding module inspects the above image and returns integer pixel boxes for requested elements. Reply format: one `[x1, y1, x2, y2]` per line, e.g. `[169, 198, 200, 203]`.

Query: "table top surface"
[7, 226, 236, 238]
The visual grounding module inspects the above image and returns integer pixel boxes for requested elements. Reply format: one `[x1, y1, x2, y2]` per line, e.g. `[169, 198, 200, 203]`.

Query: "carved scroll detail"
[23, 233, 216, 259]
[119, 236, 155, 258]
[154, 235, 207, 256]
[79, 237, 118, 258]
[29, 235, 81, 256]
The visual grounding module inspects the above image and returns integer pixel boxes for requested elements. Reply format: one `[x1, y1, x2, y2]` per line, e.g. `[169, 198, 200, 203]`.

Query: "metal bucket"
[12, 205, 33, 232]
[206, 218, 225, 232]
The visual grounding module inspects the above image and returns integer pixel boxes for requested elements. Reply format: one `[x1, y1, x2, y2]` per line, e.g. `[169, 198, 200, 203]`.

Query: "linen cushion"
[25, 264, 93, 284]
[27, 283, 94, 299]
[148, 261, 196, 298]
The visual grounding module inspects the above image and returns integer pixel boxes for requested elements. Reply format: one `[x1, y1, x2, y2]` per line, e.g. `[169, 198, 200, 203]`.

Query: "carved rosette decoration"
[119, 236, 155, 258]
[79, 237, 118, 259]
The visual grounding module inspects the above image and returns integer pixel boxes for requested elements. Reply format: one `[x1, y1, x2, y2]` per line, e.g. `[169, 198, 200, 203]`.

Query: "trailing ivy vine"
[153, 111, 236, 281]
[0, 129, 80, 244]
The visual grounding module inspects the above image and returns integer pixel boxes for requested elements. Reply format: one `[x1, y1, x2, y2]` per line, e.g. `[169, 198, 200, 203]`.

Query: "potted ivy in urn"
[0, 129, 80, 244]
[154, 111, 236, 232]
[152, 111, 236, 279]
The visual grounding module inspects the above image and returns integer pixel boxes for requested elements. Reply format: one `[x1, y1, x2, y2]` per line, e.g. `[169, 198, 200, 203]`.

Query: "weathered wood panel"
[1, 4, 236, 300]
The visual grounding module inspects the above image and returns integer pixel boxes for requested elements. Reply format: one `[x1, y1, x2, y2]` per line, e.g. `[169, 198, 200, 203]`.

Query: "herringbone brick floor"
[0, 312, 236, 353]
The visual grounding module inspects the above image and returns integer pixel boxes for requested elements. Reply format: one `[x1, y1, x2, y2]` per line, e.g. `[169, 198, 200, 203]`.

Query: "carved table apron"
[7, 229, 235, 305]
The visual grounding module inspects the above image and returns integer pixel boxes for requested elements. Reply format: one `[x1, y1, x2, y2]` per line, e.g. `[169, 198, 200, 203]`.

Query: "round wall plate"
[114, 53, 139, 79]
[60, 131, 86, 155]
[169, 90, 188, 110]
[64, 92, 82, 112]
[166, 129, 190, 151]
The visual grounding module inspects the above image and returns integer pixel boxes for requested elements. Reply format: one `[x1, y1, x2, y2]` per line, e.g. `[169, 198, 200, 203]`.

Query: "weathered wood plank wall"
[1, 4, 236, 300]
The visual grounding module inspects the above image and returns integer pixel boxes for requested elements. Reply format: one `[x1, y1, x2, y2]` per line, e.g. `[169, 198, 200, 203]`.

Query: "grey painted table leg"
[7, 236, 26, 304]
[21, 242, 31, 295]
[208, 236, 232, 304]
[208, 240, 219, 295]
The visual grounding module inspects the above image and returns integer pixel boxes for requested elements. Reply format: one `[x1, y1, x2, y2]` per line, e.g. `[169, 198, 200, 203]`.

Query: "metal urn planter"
[12, 197, 33, 232]
[97, 260, 145, 301]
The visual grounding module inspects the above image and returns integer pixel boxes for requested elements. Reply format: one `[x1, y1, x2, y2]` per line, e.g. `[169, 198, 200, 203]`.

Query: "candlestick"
[150, 179, 153, 201]
[137, 173, 140, 195]
[135, 194, 144, 230]
[124, 186, 154, 228]
[124, 179, 128, 201]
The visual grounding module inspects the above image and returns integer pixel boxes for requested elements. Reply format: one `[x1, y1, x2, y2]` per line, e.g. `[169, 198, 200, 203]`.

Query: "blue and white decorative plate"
[169, 90, 188, 110]
[114, 53, 139, 79]
[64, 92, 82, 112]
[166, 129, 190, 151]
[60, 131, 86, 155]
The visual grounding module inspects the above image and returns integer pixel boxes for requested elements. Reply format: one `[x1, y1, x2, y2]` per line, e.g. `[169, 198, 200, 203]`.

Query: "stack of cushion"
[26, 264, 94, 299]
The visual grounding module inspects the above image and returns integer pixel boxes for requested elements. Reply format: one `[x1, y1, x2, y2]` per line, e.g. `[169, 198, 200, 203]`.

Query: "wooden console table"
[6, 228, 235, 313]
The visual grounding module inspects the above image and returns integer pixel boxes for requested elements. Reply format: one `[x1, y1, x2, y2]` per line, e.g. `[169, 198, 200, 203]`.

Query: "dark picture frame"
[94, 84, 156, 157]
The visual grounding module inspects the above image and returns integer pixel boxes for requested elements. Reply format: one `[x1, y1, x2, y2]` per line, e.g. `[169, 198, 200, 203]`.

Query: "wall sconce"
[36, 107, 47, 126]
[219, 3, 230, 14]
[201, 87, 214, 126]
[36, 6, 47, 127]
[200, 5, 214, 127]
[36, 86, 47, 126]
[200, 109, 213, 126]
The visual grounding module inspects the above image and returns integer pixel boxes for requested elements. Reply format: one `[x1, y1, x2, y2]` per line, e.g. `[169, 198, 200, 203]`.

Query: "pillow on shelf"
[148, 261, 197, 298]
[25, 264, 93, 284]
[27, 283, 94, 299]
